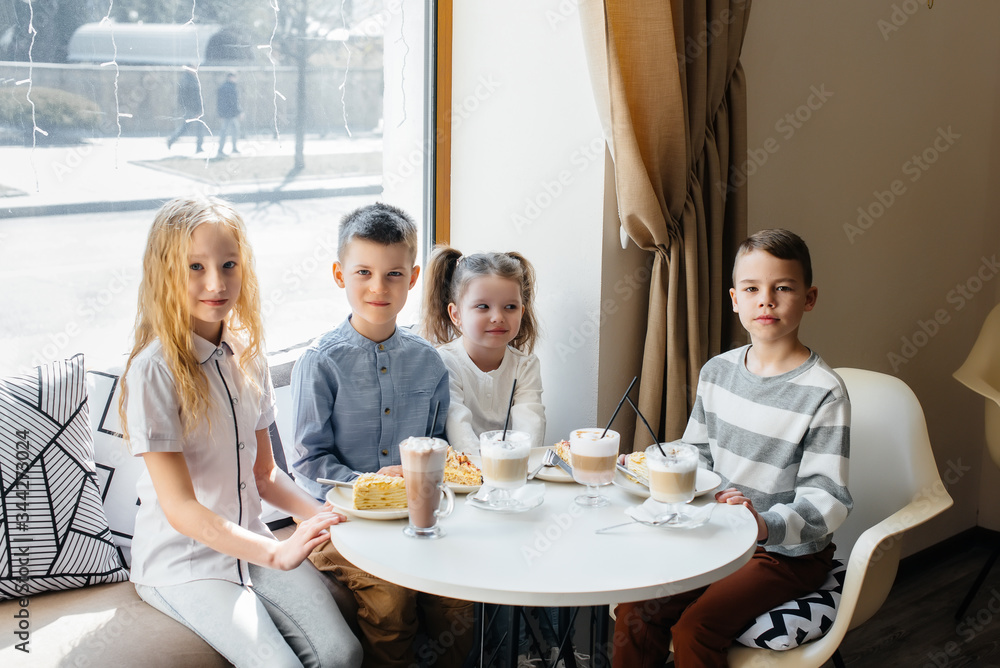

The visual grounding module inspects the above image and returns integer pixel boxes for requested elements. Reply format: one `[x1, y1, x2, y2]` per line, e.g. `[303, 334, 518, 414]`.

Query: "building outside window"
[0, 0, 436, 373]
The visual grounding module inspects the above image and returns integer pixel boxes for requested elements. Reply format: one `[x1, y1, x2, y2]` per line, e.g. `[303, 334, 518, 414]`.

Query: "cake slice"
[624, 451, 649, 483]
[352, 472, 407, 510]
[444, 447, 482, 486]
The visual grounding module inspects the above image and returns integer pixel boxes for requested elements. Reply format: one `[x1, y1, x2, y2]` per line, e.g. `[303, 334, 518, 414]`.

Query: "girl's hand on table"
[378, 465, 404, 477]
[715, 487, 768, 542]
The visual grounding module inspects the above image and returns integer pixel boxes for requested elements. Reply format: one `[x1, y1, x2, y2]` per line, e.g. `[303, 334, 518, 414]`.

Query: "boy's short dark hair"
[338, 202, 418, 263]
[733, 228, 813, 287]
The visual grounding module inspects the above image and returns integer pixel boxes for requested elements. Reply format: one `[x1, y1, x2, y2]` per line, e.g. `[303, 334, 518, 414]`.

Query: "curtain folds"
[580, 0, 750, 449]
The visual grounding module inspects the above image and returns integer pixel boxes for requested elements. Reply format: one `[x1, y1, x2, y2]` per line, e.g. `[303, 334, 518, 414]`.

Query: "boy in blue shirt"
[292, 203, 472, 668]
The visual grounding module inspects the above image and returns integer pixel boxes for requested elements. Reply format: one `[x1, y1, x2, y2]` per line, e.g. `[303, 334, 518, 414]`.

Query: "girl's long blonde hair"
[118, 195, 264, 443]
[420, 244, 539, 353]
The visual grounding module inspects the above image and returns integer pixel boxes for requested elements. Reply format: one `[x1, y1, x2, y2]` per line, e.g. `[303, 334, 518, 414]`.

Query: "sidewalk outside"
[0, 133, 383, 218]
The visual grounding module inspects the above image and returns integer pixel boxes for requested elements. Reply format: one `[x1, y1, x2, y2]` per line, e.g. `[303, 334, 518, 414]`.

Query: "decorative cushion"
[0, 355, 129, 600]
[734, 559, 846, 650]
[87, 369, 145, 569]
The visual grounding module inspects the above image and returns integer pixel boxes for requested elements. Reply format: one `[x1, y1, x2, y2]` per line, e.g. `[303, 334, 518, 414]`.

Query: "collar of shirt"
[338, 316, 405, 353]
[191, 325, 236, 364]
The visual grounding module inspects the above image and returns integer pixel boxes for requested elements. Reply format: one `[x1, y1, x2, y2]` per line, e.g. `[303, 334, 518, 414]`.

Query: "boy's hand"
[378, 465, 404, 477]
[715, 487, 768, 542]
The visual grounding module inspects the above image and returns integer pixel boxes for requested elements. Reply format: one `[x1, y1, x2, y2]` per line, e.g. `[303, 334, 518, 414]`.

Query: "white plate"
[612, 468, 722, 499]
[326, 487, 408, 521]
[466, 482, 545, 513]
[446, 481, 481, 494]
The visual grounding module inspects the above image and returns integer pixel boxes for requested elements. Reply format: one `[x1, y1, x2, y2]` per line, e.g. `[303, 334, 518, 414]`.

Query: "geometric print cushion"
[0, 355, 128, 600]
[87, 369, 146, 569]
[734, 559, 846, 650]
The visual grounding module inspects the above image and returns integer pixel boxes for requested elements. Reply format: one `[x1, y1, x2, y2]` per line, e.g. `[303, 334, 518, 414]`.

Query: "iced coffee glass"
[645, 442, 699, 524]
[479, 430, 531, 508]
[400, 437, 455, 539]
[569, 428, 620, 507]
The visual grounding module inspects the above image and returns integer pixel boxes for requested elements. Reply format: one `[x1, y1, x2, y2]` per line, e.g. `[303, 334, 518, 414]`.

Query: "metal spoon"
[595, 513, 678, 534]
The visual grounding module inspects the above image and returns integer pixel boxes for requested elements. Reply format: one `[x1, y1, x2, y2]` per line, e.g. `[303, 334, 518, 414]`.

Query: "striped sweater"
[683, 346, 853, 557]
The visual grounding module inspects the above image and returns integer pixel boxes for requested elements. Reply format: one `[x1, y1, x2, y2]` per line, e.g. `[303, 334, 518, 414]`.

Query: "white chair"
[726, 368, 953, 668]
[952, 302, 1000, 619]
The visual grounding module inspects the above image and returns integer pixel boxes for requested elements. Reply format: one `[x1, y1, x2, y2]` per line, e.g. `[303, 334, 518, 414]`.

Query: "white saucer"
[612, 467, 722, 499]
[625, 498, 716, 530]
[466, 482, 545, 513]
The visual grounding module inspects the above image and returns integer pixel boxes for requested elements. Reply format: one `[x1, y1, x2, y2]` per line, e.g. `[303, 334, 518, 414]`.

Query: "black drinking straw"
[626, 395, 667, 456]
[501, 378, 518, 440]
[602, 376, 638, 438]
[429, 401, 441, 438]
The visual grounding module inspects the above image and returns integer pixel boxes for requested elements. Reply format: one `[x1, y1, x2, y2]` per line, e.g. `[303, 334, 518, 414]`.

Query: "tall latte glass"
[569, 428, 620, 507]
[645, 442, 699, 523]
[400, 437, 455, 539]
[479, 430, 531, 508]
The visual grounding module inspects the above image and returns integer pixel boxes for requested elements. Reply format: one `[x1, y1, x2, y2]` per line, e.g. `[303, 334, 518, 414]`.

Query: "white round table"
[329, 479, 758, 607]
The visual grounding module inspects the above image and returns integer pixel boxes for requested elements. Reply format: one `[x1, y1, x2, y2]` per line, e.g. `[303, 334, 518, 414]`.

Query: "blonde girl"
[420, 244, 544, 452]
[119, 196, 361, 668]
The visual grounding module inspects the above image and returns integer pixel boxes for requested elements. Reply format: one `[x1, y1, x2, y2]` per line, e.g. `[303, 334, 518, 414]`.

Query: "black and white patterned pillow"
[0, 355, 129, 600]
[87, 369, 144, 569]
[734, 560, 846, 650]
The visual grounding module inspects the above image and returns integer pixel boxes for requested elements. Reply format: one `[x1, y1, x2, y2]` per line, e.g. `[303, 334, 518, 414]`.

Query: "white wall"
[450, 1, 610, 444]
[741, 1, 1000, 552]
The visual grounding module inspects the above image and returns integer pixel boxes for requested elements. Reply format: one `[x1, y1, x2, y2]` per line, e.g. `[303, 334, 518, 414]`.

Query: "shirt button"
[231, 397, 239, 405]
[378, 344, 385, 351]
[382, 449, 388, 456]
[238, 442, 245, 450]
[384, 408, 391, 415]
[240, 482, 246, 490]
[380, 367, 387, 374]
[215, 349, 223, 357]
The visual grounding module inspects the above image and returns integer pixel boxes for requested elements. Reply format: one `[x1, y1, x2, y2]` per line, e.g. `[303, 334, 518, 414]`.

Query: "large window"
[0, 0, 437, 373]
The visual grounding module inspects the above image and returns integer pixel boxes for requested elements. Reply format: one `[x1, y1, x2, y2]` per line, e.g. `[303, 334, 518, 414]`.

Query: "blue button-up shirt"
[291, 317, 450, 499]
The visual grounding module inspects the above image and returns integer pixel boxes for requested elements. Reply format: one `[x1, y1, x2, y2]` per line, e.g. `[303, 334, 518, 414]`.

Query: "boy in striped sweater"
[612, 229, 853, 668]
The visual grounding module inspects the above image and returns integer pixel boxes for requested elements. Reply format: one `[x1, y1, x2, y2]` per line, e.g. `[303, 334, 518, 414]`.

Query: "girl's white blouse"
[125, 329, 275, 587]
[437, 338, 546, 452]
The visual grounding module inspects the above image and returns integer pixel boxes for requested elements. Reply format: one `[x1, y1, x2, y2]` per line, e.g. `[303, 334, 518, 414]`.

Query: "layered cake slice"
[624, 451, 649, 483]
[352, 472, 407, 510]
[444, 447, 482, 486]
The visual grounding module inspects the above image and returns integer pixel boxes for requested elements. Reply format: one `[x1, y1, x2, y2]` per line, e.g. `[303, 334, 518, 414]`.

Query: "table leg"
[590, 605, 611, 668]
[505, 605, 520, 667]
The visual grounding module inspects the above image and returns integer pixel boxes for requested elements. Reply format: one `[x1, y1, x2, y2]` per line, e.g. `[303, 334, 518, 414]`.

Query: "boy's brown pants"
[612, 544, 835, 668]
[310, 540, 475, 668]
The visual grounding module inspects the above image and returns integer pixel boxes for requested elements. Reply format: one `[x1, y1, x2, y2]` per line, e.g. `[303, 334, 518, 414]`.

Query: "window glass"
[0, 1, 432, 374]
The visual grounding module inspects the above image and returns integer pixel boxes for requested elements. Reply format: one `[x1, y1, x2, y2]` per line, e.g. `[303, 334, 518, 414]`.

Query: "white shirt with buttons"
[438, 338, 546, 452]
[125, 328, 276, 587]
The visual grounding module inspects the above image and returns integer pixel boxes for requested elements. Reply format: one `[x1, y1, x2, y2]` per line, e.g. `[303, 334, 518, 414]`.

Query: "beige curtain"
[580, 0, 750, 449]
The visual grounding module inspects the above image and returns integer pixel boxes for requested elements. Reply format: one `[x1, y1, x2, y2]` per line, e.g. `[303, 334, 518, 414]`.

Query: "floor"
[564, 531, 1000, 668]
[834, 531, 1000, 668]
